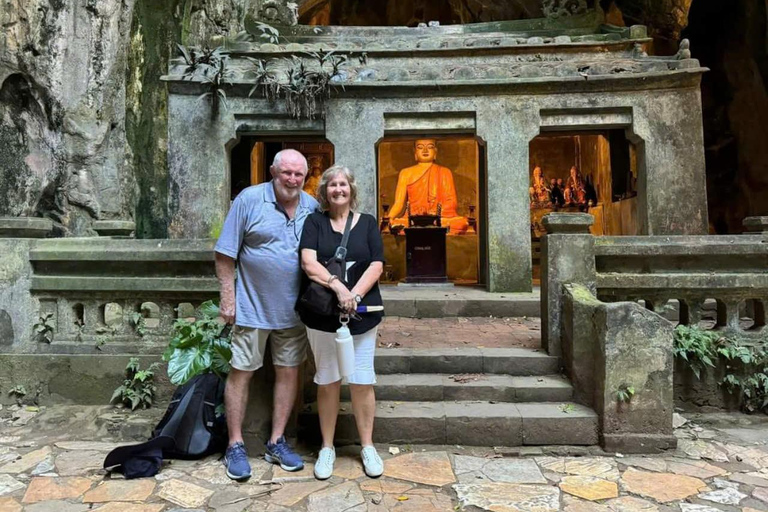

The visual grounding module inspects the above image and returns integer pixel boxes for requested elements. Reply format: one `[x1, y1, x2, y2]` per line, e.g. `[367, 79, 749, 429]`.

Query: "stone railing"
[2, 238, 217, 355]
[541, 214, 768, 453]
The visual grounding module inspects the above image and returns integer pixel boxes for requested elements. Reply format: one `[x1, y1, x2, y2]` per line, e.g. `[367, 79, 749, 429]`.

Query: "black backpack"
[104, 372, 228, 477]
[153, 372, 228, 459]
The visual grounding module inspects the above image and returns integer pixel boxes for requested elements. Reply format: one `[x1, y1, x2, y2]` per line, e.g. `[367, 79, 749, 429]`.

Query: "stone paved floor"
[1, 405, 768, 511]
[377, 316, 541, 349]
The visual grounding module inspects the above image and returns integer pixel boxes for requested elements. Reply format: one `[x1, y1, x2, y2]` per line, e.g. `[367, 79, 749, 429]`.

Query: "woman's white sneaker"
[314, 446, 336, 480]
[361, 445, 383, 478]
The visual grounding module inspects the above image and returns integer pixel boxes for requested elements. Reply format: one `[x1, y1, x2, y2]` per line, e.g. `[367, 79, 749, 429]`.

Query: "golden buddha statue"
[303, 155, 323, 196]
[528, 166, 552, 206]
[390, 139, 469, 235]
[564, 166, 587, 206]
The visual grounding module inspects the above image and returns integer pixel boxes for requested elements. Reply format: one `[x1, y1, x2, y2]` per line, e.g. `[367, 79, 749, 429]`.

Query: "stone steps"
[299, 401, 598, 446]
[374, 347, 560, 375]
[304, 374, 573, 403]
[300, 347, 598, 447]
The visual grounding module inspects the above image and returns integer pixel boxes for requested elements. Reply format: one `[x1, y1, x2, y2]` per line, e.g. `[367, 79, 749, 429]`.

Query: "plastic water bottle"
[335, 324, 355, 378]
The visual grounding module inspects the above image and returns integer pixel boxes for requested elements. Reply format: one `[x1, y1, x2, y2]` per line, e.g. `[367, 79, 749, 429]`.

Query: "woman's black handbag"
[297, 214, 353, 316]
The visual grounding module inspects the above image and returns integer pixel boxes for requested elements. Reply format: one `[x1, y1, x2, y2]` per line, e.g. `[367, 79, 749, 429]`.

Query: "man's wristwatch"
[354, 294, 362, 304]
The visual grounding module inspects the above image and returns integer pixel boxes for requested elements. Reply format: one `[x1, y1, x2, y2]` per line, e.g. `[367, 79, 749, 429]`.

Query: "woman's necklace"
[331, 212, 350, 232]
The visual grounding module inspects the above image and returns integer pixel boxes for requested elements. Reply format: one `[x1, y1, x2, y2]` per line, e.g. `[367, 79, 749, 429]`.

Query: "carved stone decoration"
[247, 0, 299, 26]
[542, 0, 589, 18]
[675, 38, 691, 60]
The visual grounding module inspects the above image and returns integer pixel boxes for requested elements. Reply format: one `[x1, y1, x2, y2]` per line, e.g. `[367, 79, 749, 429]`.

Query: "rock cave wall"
[0, 0, 137, 236]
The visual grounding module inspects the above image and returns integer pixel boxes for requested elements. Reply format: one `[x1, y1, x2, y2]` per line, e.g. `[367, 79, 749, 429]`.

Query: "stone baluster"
[743, 216, 768, 235]
[541, 213, 596, 357]
[679, 298, 704, 326]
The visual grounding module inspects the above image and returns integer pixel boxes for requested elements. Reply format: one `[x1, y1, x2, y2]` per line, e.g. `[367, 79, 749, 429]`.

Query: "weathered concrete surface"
[0, 354, 170, 406]
[542, 213, 596, 357]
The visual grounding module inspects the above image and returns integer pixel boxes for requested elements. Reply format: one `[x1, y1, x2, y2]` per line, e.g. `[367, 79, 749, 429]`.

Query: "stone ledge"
[0, 217, 53, 238]
[92, 220, 136, 237]
[601, 433, 677, 454]
[543, 213, 594, 234]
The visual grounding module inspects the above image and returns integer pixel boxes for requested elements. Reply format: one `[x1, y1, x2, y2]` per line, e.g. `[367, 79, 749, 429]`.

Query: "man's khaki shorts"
[230, 324, 308, 371]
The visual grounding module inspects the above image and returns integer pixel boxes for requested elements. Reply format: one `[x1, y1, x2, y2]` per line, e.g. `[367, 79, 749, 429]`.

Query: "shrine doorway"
[229, 136, 335, 200]
[529, 130, 639, 282]
[376, 136, 485, 286]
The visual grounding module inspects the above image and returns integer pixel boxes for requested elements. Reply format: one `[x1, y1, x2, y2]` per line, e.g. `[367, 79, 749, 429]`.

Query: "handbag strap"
[333, 213, 354, 261]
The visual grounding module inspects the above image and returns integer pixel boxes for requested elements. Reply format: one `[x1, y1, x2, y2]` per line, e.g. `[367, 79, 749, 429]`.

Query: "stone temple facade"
[164, 10, 708, 292]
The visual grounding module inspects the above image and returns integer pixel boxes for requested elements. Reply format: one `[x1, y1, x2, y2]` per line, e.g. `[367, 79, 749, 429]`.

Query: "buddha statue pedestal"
[404, 226, 448, 284]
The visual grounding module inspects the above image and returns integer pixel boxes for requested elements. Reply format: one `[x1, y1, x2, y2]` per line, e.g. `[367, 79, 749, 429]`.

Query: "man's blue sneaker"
[224, 442, 252, 481]
[265, 436, 304, 471]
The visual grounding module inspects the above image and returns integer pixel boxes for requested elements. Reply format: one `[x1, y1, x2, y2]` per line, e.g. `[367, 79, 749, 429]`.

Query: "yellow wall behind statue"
[377, 138, 479, 221]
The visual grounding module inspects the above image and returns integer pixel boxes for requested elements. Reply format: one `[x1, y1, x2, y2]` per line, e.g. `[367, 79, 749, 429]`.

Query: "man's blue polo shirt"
[215, 181, 319, 329]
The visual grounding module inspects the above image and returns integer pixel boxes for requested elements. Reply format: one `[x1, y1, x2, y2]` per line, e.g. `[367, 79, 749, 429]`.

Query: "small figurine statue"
[564, 166, 588, 206]
[529, 166, 552, 207]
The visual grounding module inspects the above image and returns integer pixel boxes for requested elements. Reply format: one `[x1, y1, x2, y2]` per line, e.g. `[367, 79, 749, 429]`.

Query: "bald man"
[215, 149, 319, 480]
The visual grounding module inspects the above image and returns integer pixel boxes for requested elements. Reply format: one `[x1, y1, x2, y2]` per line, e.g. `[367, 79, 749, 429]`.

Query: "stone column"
[325, 102, 384, 217]
[477, 107, 537, 292]
[541, 213, 596, 357]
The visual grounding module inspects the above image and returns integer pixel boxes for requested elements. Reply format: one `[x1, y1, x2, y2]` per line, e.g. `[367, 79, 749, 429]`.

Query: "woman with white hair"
[297, 165, 385, 480]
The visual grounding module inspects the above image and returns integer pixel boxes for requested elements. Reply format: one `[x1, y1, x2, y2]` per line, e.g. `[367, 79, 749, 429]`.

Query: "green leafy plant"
[33, 313, 55, 343]
[177, 44, 228, 79]
[716, 338, 768, 413]
[254, 21, 280, 44]
[616, 384, 635, 403]
[198, 57, 235, 112]
[8, 385, 26, 406]
[129, 312, 147, 337]
[674, 325, 768, 414]
[111, 358, 161, 410]
[163, 300, 232, 386]
[673, 325, 719, 379]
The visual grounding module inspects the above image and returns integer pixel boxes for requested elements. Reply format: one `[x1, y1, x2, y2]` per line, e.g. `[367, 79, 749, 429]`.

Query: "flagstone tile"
[602, 496, 659, 511]
[209, 489, 253, 512]
[453, 482, 560, 512]
[374, 490, 453, 511]
[359, 479, 413, 494]
[268, 480, 329, 507]
[55, 451, 105, 476]
[21, 477, 93, 503]
[83, 479, 155, 502]
[307, 481, 364, 512]
[618, 457, 667, 473]
[678, 504, 723, 512]
[620, 468, 707, 503]
[384, 452, 455, 487]
[453, 455, 489, 474]
[156, 479, 214, 509]
[482, 458, 547, 484]
[562, 495, 611, 512]
[677, 440, 730, 463]
[559, 476, 618, 501]
[271, 463, 315, 483]
[0, 496, 21, 512]
[730, 472, 768, 487]
[0, 475, 24, 497]
[0, 447, 52, 475]
[54, 442, 129, 452]
[332, 456, 364, 479]
[665, 458, 729, 479]
[752, 486, 768, 504]
[23, 501, 90, 512]
[698, 486, 747, 505]
[91, 504, 165, 512]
